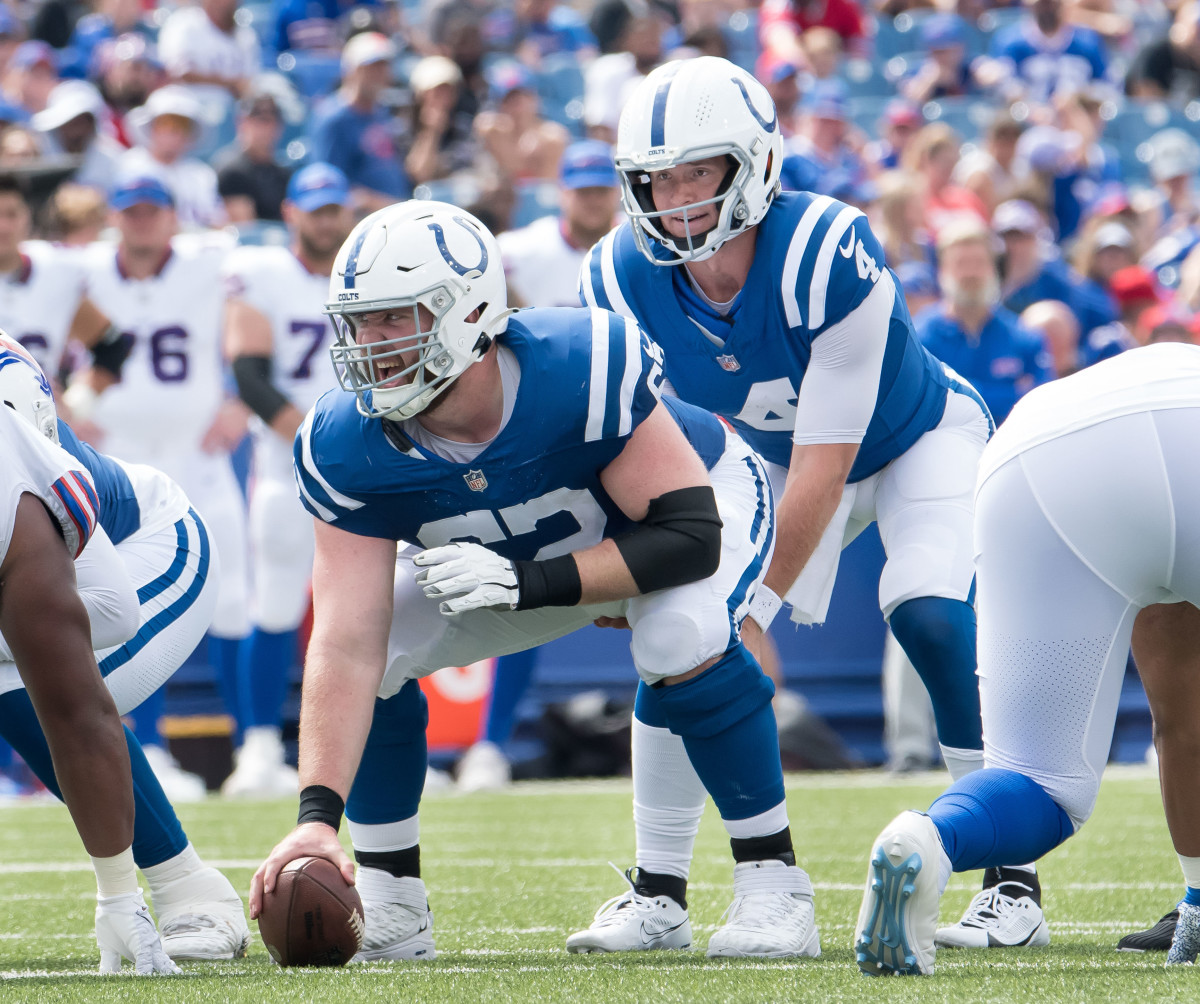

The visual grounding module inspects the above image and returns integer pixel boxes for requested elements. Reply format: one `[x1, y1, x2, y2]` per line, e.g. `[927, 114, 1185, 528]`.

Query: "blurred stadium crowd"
[0, 0, 1196, 795]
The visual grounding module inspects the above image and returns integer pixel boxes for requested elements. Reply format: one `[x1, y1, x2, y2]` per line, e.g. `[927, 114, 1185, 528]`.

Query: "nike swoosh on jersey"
[838, 228, 856, 258]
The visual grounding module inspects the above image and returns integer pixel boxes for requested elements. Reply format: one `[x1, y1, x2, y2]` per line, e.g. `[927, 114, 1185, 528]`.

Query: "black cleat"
[1116, 909, 1178, 952]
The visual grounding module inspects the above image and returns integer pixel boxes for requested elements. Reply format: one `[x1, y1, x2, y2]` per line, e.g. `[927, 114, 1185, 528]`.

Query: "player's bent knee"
[988, 753, 1098, 831]
[629, 609, 723, 682]
[652, 645, 775, 739]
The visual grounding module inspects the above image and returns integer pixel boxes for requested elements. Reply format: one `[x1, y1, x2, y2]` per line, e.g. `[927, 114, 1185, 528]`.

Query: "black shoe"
[1116, 909, 1178, 952]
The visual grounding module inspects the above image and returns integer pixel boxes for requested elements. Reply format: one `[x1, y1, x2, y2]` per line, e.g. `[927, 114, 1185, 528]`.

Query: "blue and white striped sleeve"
[292, 408, 367, 526]
[582, 309, 664, 444]
[780, 197, 886, 336]
[578, 231, 636, 320]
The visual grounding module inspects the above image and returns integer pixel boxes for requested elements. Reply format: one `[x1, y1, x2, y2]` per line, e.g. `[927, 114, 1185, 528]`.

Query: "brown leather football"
[258, 856, 364, 967]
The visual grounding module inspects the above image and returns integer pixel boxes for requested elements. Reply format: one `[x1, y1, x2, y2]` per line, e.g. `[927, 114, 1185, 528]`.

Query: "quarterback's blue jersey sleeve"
[779, 196, 888, 337]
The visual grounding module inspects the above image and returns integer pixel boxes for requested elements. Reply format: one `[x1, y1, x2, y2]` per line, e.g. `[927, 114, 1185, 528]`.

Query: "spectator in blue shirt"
[486, 0, 597, 68]
[994, 198, 1118, 338]
[780, 80, 865, 195]
[310, 31, 410, 212]
[273, 0, 383, 55]
[978, 0, 1109, 104]
[70, 0, 155, 77]
[917, 217, 1053, 424]
[901, 13, 978, 105]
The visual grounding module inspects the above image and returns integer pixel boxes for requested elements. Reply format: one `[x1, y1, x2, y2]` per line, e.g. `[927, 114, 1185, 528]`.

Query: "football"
[257, 856, 365, 967]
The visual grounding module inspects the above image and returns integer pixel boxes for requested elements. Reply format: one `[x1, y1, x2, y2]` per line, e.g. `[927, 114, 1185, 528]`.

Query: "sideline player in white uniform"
[0, 174, 130, 397]
[577, 56, 994, 949]
[855, 343, 1200, 974]
[498, 140, 623, 309]
[80, 174, 251, 783]
[0, 334, 251, 960]
[221, 163, 352, 797]
[0, 402, 178, 975]
[250, 202, 820, 961]
[457, 140, 624, 792]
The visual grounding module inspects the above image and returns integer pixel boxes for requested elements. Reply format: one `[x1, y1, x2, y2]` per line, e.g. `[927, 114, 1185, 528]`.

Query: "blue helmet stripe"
[342, 225, 371, 290]
[649, 77, 672, 147]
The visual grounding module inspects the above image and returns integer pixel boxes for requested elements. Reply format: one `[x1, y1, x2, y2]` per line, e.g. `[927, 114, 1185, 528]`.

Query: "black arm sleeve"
[231, 354, 290, 425]
[614, 485, 723, 594]
[88, 325, 132, 379]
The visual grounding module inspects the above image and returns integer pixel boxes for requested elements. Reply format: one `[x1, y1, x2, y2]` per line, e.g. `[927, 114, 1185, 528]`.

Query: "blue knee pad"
[346, 680, 429, 825]
[927, 768, 1075, 872]
[889, 596, 983, 751]
[652, 645, 783, 821]
[0, 690, 187, 868]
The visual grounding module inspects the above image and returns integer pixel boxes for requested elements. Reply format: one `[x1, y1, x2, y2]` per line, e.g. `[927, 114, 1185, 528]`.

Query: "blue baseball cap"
[804, 80, 848, 121]
[488, 60, 536, 103]
[12, 40, 57, 72]
[286, 162, 351, 211]
[922, 13, 966, 51]
[110, 175, 174, 211]
[560, 140, 618, 190]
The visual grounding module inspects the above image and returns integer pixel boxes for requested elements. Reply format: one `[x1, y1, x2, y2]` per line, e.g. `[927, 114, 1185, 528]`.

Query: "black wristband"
[513, 554, 582, 610]
[298, 784, 345, 831]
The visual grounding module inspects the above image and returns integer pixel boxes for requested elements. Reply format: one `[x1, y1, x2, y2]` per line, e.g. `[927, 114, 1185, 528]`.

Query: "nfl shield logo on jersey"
[464, 469, 488, 492]
[716, 354, 741, 372]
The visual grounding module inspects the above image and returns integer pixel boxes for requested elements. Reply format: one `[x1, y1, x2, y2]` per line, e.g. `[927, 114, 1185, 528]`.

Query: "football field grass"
[0, 768, 1189, 1002]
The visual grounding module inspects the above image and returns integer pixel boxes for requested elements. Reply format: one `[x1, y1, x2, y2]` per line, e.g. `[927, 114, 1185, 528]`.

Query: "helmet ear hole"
[763, 149, 773, 185]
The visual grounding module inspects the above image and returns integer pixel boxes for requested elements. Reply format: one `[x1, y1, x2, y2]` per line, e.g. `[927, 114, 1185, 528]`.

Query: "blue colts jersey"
[294, 307, 731, 560]
[580, 191, 950, 482]
[56, 419, 141, 545]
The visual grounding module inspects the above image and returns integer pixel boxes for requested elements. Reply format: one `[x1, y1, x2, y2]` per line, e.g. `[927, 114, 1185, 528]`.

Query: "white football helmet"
[616, 56, 783, 265]
[0, 332, 59, 442]
[325, 201, 510, 421]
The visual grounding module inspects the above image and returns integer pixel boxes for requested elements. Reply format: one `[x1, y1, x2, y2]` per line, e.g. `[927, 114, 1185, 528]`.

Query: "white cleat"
[936, 868, 1049, 949]
[220, 727, 299, 799]
[354, 871, 436, 962]
[150, 865, 251, 960]
[141, 745, 207, 803]
[855, 810, 942, 976]
[567, 866, 692, 954]
[455, 741, 512, 792]
[706, 860, 820, 959]
[1167, 902, 1200, 965]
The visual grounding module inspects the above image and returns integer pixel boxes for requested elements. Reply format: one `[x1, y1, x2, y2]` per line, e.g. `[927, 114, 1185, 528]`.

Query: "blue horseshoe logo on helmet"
[426, 217, 489, 276]
[732, 77, 778, 134]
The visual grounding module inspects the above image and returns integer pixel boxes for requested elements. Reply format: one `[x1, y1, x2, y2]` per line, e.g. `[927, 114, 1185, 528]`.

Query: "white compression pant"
[976, 408, 1200, 829]
[248, 431, 314, 632]
[375, 430, 774, 698]
[0, 508, 219, 715]
[769, 382, 991, 625]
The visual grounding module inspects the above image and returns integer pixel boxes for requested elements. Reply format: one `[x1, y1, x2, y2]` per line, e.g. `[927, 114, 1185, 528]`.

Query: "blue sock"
[130, 684, 166, 749]
[889, 596, 983, 750]
[1185, 888, 1200, 907]
[482, 649, 539, 746]
[125, 727, 190, 867]
[927, 768, 1074, 872]
[649, 645, 783, 822]
[209, 635, 243, 743]
[0, 690, 187, 868]
[239, 628, 298, 730]
[347, 680, 429, 824]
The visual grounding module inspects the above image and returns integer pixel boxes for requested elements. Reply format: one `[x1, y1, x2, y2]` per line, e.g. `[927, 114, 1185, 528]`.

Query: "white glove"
[413, 542, 520, 615]
[95, 890, 181, 975]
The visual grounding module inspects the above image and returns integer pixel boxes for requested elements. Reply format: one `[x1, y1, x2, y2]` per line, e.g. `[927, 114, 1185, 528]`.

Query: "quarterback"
[251, 201, 820, 960]
[578, 55, 998, 945]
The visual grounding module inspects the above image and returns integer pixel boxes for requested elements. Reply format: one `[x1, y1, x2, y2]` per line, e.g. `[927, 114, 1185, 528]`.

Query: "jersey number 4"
[415, 487, 606, 560]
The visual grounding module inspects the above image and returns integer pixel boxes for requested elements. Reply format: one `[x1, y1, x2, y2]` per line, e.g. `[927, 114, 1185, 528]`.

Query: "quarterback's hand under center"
[413, 542, 520, 614]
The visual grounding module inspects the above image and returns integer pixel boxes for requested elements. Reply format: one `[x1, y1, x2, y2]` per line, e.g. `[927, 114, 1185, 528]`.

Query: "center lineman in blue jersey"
[578, 55, 1039, 951]
[250, 201, 822, 960]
